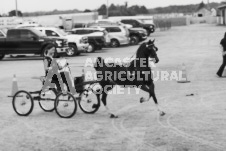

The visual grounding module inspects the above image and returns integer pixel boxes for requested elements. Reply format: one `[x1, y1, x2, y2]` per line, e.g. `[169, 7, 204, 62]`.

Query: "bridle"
[128, 41, 158, 65]
[147, 43, 158, 59]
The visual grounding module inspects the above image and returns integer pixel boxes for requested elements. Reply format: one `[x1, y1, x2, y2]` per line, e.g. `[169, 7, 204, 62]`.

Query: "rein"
[129, 52, 136, 60]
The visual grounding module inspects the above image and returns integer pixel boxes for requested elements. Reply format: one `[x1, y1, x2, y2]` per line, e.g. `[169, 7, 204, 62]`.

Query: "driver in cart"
[42, 46, 76, 94]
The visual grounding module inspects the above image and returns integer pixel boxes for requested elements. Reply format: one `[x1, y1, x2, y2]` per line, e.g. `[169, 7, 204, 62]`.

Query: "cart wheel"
[38, 90, 56, 112]
[12, 90, 34, 116]
[78, 88, 101, 114]
[55, 92, 77, 118]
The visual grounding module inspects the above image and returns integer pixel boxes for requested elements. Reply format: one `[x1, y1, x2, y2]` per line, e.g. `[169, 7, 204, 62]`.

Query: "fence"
[154, 19, 172, 31]
[153, 17, 189, 31]
[188, 16, 217, 24]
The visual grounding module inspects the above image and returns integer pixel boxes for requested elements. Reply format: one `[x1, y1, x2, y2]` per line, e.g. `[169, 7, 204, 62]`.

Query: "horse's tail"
[94, 57, 105, 70]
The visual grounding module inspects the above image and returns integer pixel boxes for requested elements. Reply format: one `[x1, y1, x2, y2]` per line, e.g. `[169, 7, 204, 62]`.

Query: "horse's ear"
[147, 40, 152, 45]
[152, 39, 155, 43]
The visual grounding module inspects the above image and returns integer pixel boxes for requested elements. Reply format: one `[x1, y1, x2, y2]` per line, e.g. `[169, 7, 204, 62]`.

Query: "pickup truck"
[34, 27, 89, 56]
[0, 28, 68, 60]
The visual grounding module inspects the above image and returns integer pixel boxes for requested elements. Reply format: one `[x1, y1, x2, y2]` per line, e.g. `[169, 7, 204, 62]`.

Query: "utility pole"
[15, 0, 18, 16]
[106, 0, 109, 18]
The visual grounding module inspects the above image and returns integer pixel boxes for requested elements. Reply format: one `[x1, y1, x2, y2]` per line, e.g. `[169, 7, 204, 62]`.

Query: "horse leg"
[101, 86, 118, 118]
[140, 85, 151, 103]
[148, 82, 165, 116]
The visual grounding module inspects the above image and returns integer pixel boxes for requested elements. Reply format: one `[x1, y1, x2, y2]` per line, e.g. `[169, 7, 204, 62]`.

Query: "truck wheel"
[130, 36, 139, 45]
[67, 44, 78, 56]
[87, 43, 95, 53]
[42, 44, 55, 57]
[96, 46, 102, 50]
[110, 39, 120, 48]
[0, 53, 5, 60]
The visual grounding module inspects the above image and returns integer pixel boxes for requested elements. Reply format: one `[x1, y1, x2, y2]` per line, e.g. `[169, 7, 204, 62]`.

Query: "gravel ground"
[0, 24, 226, 151]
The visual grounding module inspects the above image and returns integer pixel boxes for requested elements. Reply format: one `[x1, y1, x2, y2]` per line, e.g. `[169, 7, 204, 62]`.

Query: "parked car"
[0, 28, 68, 60]
[89, 25, 130, 48]
[34, 27, 89, 56]
[69, 28, 108, 53]
[128, 28, 148, 45]
[89, 22, 146, 45]
[120, 19, 155, 36]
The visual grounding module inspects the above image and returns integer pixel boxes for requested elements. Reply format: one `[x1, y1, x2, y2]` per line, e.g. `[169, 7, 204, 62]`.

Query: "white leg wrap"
[105, 106, 112, 115]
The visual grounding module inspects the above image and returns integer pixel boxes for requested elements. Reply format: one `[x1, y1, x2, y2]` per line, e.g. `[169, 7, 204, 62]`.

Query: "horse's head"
[147, 39, 158, 52]
[143, 39, 159, 63]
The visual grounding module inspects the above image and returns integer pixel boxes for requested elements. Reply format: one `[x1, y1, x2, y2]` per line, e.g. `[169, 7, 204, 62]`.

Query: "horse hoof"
[110, 114, 118, 118]
[140, 97, 145, 103]
[160, 111, 166, 116]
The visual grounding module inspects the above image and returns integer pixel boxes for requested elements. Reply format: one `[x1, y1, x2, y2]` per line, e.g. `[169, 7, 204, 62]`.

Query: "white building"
[218, 5, 226, 25]
[0, 17, 24, 28]
[0, 12, 98, 29]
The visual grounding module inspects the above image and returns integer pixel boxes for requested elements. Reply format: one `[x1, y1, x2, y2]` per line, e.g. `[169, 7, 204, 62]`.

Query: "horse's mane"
[94, 41, 153, 70]
[136, 43, 147, 58]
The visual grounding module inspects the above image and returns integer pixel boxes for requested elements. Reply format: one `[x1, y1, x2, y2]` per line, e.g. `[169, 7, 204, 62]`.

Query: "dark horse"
[94, 40, 165, 118]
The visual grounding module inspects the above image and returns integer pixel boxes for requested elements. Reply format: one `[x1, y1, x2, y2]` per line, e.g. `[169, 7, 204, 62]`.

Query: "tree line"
[97, 3, 149, 16]
[0, 2, 223, 17]
[149, 2, 221, 14]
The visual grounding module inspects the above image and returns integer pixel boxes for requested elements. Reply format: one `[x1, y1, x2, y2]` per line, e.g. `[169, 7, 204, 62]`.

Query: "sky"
[0, 0, 224, 14]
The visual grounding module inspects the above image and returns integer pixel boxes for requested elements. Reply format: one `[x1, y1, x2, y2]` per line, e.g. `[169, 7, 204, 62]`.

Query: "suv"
[90, 25, 130, 48]
[120, 19, 155, 36]
[70, 28, 109, 52]
[34, 27, 89, 56]
[89, 22, 146, 45]
[0, 28, 65, 60]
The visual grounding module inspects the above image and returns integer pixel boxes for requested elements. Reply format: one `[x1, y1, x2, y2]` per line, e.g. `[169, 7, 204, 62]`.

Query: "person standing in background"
[217, 32, 226, 77]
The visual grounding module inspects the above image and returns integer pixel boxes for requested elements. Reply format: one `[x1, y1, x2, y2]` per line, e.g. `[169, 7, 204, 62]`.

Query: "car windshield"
[136, 19, 143, 24]
[55, 28, 68, 36]
[98, 21, 111, 24]
[30, 29, 46, 37]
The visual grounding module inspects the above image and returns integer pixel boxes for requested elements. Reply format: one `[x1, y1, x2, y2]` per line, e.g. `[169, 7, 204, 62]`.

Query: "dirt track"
[0, 24, 226, 151]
